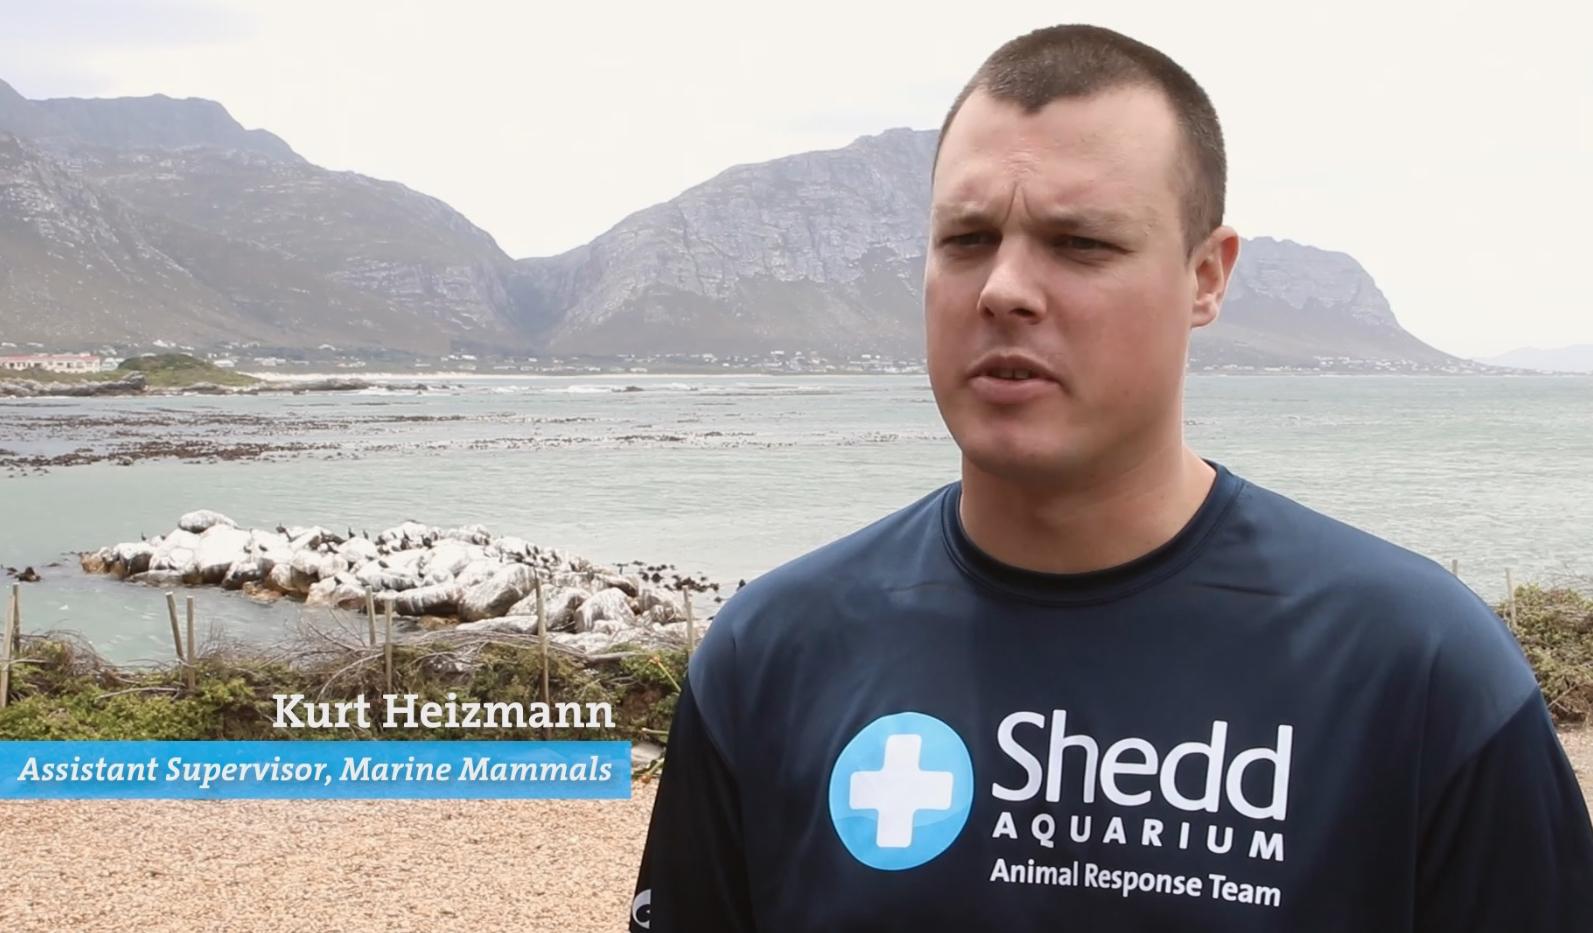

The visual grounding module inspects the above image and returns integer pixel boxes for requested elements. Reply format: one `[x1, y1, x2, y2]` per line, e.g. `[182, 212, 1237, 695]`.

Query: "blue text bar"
[0, 741, 632, 799]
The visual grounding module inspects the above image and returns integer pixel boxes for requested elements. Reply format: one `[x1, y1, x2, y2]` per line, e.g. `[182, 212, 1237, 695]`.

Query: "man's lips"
[967, 372, 1059, 405]
[965, 352, 1061, 404]
[966, 351, 1058, 382]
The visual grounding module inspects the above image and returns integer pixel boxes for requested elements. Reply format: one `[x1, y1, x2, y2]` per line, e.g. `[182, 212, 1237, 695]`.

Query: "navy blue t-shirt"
[631, 464, 1593, 931]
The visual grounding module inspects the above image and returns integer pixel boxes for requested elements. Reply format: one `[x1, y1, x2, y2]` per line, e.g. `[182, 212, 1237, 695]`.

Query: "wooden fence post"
[8, 583, 18, 656]
[164, 592, 185, 674]
[365, 591, 377, 647]
[185, 595, 197, 691]
[683, 587, 695, 656]
[1449, 559, 1459, 577]
[383, 598, 394, 695]
[536, 577, 550, 741]
[0, 588, 14, 710]
[1506, 568, 1517, 630]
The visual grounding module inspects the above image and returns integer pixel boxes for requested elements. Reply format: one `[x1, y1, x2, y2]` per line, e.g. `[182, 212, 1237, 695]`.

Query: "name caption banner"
[0, 740, 631, 799]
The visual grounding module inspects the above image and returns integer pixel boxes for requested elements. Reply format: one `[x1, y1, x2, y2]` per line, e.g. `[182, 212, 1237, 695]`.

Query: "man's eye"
[1056, 235, 1111, 251]
[941, 232, 997, 248]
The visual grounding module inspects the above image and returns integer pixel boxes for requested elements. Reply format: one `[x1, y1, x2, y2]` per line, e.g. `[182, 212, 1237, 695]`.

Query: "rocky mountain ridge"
[0, 81, 1467, 369]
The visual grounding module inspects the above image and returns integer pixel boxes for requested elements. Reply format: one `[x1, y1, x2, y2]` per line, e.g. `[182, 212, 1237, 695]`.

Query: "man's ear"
[1191, 226, 1240, 329]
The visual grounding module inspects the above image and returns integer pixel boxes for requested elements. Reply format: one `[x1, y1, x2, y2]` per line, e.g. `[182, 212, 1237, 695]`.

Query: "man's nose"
[978, 239, 1046, 323]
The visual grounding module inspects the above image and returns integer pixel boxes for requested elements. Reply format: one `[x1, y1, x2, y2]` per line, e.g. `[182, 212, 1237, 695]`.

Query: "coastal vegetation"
[114, 353, 260, 388]
[0, 622, 685, 747]
[0, 354, 258, 389]
[1, 582, 1589, 744]
[1512, 584, 1593, 723]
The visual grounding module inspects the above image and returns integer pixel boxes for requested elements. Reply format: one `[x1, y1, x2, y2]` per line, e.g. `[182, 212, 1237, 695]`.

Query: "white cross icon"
[848, 733, 955, 848]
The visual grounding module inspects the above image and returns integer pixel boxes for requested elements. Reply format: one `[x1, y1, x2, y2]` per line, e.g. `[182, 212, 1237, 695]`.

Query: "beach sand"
[2, 731, 1589, 932]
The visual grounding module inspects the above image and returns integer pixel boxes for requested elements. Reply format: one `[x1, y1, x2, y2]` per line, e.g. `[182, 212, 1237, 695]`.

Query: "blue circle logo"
[827, 711, 974, 870]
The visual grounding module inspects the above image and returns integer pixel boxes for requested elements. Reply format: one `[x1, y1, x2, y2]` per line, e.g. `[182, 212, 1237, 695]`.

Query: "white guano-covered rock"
[355, 562, 421, 592]
[221, 558, 267, 590]
[394, 582, 462, 617]
[149, 529, 201, 572]
[179, 510, 236, 533]
[112, 541, 154, 576]
[267, 560, 315, 596]
[421, 541, 478, 584]
[459, 565, 539, 623]
[306, 578, 368, 609]
[196, 525, 253, 584]
[337, 537, 380, 564]
[574, 587, 635, 633]
[503, 587, 586, 631]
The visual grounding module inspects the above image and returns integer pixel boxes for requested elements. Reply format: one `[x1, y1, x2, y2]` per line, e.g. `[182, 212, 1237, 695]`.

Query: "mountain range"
[0, 79, 1470, 369]
[1476, 345, 1593, 374]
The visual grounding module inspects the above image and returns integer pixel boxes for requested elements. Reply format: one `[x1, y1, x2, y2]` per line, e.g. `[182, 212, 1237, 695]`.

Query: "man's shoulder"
[686, 482, 953, 671]
[1233, 473, 1540, 745]
[706, 483, 950, 624]
[1235, 475, 1494, 623]
[682, 482, 956, 752]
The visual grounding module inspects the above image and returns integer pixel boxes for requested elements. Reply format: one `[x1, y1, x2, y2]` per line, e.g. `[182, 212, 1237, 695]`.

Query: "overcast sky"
[4, 0, 1588, 358]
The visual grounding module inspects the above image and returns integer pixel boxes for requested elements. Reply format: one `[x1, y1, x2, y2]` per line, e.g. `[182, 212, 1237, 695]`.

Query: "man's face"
[925, 85, 1221, 484]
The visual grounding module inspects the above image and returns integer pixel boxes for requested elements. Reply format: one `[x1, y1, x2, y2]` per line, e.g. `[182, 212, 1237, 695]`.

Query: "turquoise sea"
[2, 373, 1589, 663]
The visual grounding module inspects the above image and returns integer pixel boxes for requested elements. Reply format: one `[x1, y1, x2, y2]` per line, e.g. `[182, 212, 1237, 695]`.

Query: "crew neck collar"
[939, 460, 1243, 606]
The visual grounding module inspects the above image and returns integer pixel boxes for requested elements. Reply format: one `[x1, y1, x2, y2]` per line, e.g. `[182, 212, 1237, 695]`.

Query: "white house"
[0, 353, 102, 374]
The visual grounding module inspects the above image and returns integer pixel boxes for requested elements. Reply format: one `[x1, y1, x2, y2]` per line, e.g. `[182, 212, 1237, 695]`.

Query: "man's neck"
[957, 443, 1217, 575]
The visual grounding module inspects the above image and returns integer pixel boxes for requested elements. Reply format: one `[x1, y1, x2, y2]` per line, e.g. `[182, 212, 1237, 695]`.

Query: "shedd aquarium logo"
[827, 711, 975, 870]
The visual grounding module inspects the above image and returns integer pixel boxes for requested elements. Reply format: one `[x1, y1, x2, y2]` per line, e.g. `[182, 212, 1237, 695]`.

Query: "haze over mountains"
[1475, 345, 1593, 374]
[0, 79, 1473, 369]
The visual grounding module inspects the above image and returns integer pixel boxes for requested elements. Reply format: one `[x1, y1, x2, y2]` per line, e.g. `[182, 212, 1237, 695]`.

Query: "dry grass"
[1563, 726, 1593, 805]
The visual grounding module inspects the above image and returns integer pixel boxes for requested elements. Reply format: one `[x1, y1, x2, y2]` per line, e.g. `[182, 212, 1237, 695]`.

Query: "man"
[630, 24, 1593, 932]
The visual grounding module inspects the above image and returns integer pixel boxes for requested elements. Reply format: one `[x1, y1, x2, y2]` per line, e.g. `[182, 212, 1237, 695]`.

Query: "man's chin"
[958, 439, 1087, 487]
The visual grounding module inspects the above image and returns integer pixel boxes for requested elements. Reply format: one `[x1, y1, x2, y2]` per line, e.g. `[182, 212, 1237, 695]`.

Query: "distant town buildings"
[0, 353, 101, 373]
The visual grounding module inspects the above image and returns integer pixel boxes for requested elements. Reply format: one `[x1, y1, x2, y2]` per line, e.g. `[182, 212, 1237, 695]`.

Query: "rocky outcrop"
[0, 374, 147, 398]
[81, 512, 710, 653]
[180, 509, 236, 533]
[0, 373, 437, 399]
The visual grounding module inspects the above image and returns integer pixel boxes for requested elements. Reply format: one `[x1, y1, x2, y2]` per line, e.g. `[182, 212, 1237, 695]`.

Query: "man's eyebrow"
[929, 203, 995, 227]
[929, 203, 1144, 232]
[1032, 208, 1144, 232]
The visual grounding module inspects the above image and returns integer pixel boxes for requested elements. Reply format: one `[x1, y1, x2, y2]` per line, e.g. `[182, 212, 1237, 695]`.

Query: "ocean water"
[1, 373, 1589, 663]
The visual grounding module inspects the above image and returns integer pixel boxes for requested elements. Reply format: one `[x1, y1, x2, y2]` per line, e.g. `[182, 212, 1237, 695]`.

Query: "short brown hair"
[935, 24, 1226, 253]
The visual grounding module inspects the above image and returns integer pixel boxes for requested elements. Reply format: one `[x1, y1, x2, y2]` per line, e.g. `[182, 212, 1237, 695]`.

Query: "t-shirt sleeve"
[1415, 695, 1593, 932]
[630, 676, 756, 932]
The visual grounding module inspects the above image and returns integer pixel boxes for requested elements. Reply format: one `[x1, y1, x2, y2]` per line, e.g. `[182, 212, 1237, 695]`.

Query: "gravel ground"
[2, 733, 1589, 932]
[0, 781, 658, 932]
